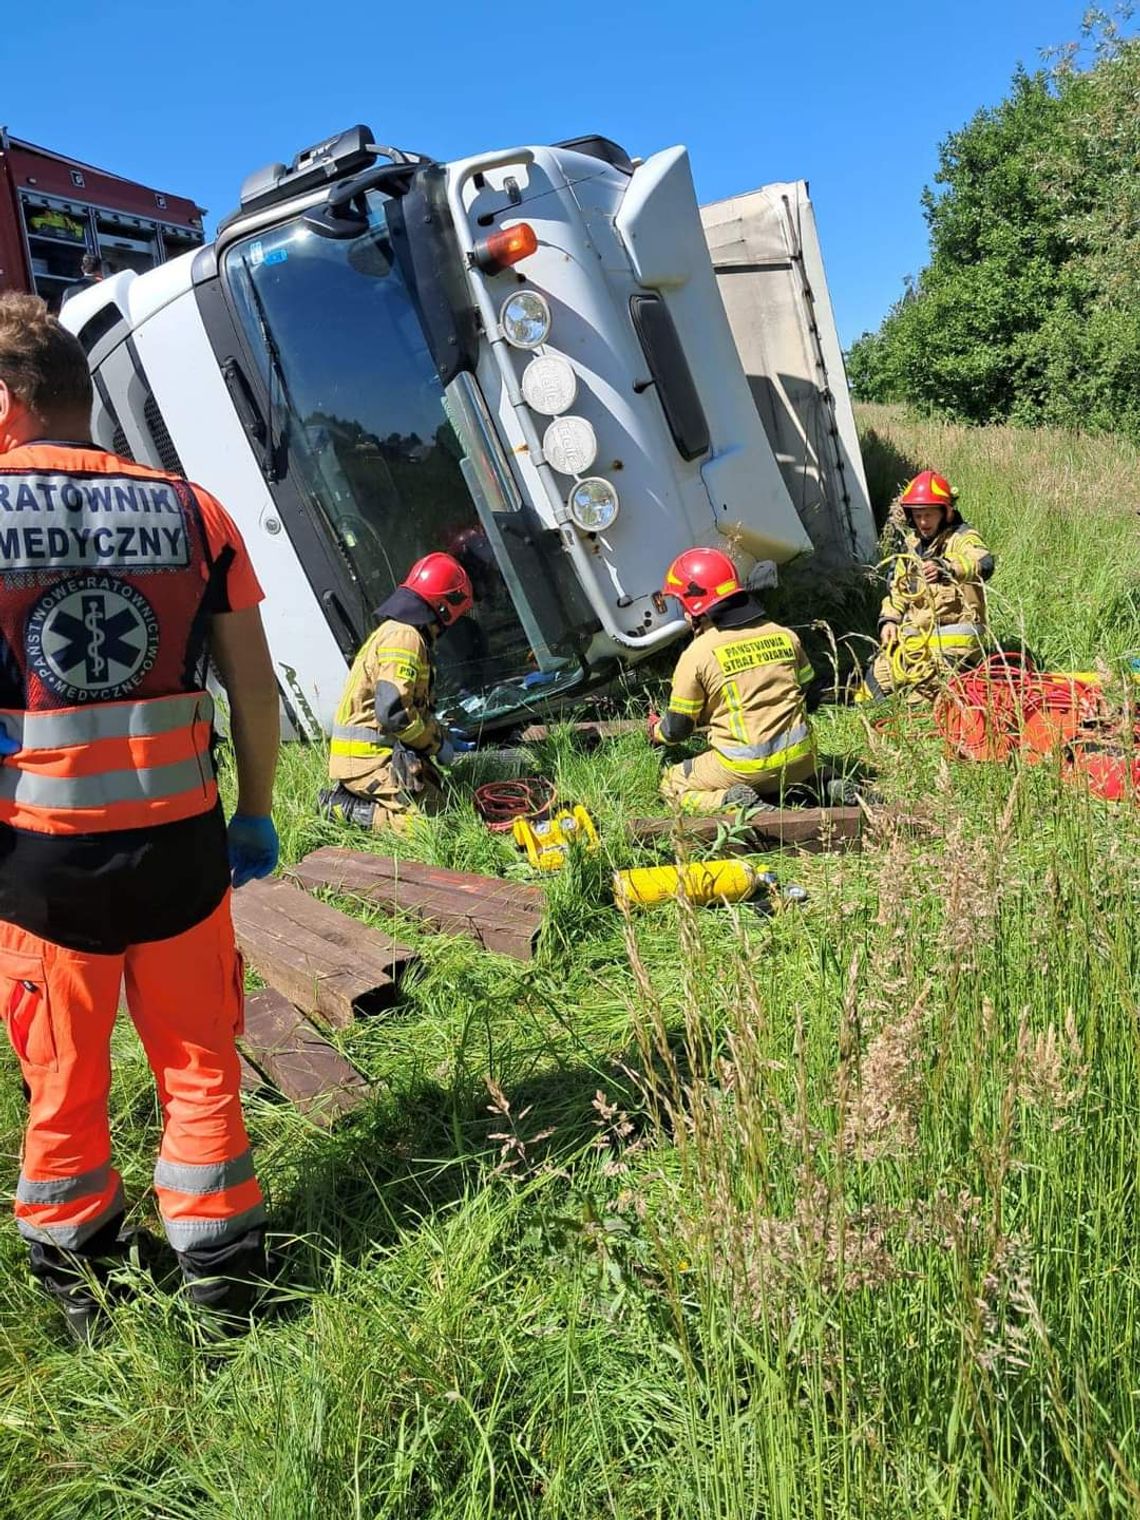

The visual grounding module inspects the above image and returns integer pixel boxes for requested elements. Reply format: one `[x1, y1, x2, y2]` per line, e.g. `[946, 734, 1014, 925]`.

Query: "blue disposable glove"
[0, 724, 19, 759]
[447, 726, 476, 753]
[227, 813, 279, 890]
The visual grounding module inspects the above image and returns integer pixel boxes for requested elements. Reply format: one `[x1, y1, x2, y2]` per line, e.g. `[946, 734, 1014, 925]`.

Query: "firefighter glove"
[227, 814, 279, 889]
[390, 742, 426, 792]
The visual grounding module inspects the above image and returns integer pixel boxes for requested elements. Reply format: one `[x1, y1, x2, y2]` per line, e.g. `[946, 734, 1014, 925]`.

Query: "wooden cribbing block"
[291, 848, 544, 961]
[231, 879, 417, 1028]
[238, 1055, 265, 1094]
[626, 806, 867, 854]
[239, 988, 371, 1128]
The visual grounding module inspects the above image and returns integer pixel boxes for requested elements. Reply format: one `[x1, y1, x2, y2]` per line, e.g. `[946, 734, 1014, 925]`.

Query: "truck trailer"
[59, 126, 871, 738]
[700, 184, 874, 569]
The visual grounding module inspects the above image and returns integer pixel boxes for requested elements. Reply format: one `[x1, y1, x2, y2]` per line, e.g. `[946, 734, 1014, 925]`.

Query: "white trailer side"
[700, 183, 875, 569]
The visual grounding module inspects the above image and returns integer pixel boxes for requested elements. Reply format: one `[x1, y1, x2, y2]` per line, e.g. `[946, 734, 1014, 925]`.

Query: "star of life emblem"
[26, 573, 159, 702]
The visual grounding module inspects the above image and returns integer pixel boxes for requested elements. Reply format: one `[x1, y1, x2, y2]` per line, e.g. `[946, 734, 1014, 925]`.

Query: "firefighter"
[651, 547, 818, 814]
[0, 294, 281, 1341]
[859, 470, 995, 702]
[322, 553, 475, 832]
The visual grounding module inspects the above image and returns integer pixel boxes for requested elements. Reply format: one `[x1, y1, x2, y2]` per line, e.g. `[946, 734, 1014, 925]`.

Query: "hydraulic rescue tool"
[512, 806, 600, 872]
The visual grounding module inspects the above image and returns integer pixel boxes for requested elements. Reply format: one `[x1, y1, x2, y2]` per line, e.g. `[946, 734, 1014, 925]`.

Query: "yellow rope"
[882, 552, 941, 688]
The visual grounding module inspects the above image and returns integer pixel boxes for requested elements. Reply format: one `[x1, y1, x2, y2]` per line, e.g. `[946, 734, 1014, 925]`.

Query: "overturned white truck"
[60, 127, 872, 737]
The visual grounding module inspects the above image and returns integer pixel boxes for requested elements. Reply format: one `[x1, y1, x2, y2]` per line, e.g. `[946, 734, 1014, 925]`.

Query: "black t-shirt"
[0, 805, 230, 953]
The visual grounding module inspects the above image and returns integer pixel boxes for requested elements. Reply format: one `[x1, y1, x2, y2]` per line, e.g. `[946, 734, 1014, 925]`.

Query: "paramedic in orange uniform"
[0, 294, 281, 1340]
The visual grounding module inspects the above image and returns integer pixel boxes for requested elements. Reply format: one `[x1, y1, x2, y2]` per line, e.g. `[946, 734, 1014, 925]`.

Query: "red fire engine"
[0, 129, 205, 311]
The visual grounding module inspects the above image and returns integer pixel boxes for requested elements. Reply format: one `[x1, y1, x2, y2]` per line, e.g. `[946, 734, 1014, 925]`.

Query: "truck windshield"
[221, 195, 579, 725]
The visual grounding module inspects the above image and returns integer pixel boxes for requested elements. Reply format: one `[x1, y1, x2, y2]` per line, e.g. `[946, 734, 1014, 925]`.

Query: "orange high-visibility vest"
[0, 446, 220, 835]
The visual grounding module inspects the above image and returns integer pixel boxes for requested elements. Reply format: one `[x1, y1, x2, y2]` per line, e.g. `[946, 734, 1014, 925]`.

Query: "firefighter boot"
[317, 785, 378, 831]
[824, 775, 861, 807]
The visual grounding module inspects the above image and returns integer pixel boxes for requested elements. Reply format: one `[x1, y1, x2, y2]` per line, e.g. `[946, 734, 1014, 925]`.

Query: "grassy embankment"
[0, 405, 1139, 1517]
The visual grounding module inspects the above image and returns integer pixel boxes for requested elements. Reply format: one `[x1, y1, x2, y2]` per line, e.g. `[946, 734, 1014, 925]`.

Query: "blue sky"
[1, 0, 1100, 345]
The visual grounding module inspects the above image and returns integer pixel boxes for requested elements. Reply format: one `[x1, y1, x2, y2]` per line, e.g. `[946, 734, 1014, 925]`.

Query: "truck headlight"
[521, 354, 577, 415]
[568, 477, 620, 532]
[543, 416, 597, 476]
[500, 290, 551, 349]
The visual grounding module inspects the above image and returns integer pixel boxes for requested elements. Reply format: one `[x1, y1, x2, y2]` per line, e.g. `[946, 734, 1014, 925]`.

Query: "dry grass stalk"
[975, 1234, 1048, 1378]
[846, 980, 933, 1159]
[591, 1089, 645, 1177]
[484, 1075, 555, 1177]
[723, 1172, 904, 1315]
[1015, 1008, 1087, 1127]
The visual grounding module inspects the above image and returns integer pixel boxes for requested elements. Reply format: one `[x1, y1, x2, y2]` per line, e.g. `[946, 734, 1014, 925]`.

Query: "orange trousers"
[0, 893, 264, 1258]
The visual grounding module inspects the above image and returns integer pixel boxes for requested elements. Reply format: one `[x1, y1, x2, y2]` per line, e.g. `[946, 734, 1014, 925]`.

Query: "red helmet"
[662, 547, 742, 618]
[401, 552, 474, 626]
[899, 470, 957, 511]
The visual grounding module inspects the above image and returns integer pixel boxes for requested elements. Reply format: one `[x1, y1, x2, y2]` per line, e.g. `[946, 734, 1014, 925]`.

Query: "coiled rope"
[473, 777, 557, 832]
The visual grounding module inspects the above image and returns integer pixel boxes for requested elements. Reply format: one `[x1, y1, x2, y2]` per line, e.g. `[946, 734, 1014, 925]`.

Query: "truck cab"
[61, 126, 823, 738]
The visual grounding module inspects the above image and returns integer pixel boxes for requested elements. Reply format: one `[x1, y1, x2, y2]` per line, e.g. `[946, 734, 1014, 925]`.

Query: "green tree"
[850, 10, 1140, 439]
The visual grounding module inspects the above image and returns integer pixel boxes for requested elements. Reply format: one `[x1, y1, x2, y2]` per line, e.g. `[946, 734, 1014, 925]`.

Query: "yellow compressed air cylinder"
[613, 859, 762, 909]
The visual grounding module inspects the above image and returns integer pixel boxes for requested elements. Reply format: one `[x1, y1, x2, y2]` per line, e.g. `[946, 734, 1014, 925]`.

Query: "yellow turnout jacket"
[655, 617, 816, 777]
[879, 519, 994, 650]
[329, 619, 446, 788]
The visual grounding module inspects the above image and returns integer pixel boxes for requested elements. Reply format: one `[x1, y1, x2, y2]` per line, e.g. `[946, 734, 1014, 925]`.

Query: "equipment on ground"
[512, 806, 599, 871]
[933, 652, 1139, 799]
[1065, 735, 1140, 801]
[473, 776, 557, 831]
[935, 653, 1106, 763]
[614, 859, 810, 910]
[614, 859, 764, 908]
[61, 128, 872, 741]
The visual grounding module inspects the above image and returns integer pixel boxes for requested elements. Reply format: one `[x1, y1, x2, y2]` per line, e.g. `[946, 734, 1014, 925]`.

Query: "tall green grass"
[0, 406, 1138, 1517]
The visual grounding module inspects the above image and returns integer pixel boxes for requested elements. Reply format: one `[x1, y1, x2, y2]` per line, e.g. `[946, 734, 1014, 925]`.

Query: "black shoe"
[54, 1282, 104, 1345]
[825, 776, 861, 807]
[179, 1230, 280, 1341]
[29, 1213, 127, 1346]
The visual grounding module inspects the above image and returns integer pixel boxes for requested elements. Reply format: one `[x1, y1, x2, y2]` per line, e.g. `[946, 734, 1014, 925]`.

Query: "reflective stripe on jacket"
[0, 444, 226, 840]
[660, 619, 816, 777]
[329, 619, 443, 787]
[0, 690, 216, 835]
